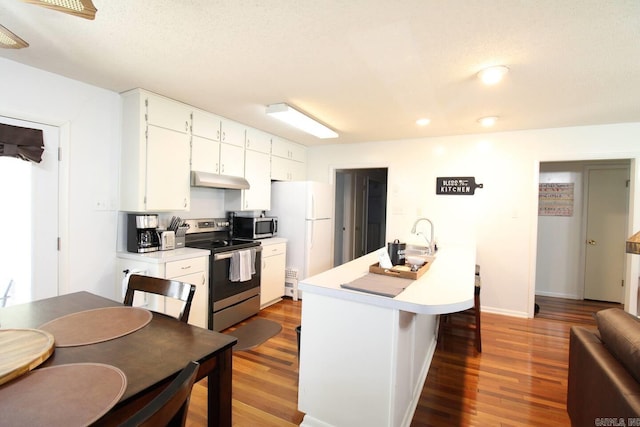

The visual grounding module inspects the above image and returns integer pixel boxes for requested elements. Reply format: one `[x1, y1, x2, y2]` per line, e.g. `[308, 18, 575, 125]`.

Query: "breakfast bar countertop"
[299, 242, 476, 315]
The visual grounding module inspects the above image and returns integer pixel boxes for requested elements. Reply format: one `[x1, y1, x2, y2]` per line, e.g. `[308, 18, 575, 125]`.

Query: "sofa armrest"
[568, 326, 640, 426]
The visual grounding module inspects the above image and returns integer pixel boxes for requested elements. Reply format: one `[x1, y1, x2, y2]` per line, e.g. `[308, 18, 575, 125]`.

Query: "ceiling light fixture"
[477, 65, 509, 85]
[626, 230, 640, 255]
[478, 116, 498, 127]
[416, 118, 431, 126]
[0, 25, 29, 49]
[21, 0, 98, 20]
[266, 103, 338, 139]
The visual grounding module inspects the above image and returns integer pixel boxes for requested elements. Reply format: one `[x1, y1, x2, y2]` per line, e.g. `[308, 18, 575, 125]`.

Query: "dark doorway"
[334, 168, 388, 266]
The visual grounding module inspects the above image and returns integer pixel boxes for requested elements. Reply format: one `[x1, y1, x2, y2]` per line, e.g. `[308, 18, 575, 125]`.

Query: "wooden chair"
[124, 274, 196, 323]
[438, 264, 482, 353]
[118, 361, 200, 427]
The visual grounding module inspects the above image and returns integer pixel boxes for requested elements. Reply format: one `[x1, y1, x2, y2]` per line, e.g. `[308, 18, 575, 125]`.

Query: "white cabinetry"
[115, 252, 209, 329]
[226, 128, 271, 211]
[120, 89, 191, 211]
[191, 110, 246, 178]
[260, 240, 286, 308]
[271, 136, 306, 181]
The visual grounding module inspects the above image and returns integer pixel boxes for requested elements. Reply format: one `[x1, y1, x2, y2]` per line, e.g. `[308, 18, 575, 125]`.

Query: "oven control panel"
[184, 218, 230, 233]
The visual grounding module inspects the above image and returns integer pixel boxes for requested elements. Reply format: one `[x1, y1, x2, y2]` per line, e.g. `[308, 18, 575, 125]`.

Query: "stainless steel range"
[183, 218, 262, 331]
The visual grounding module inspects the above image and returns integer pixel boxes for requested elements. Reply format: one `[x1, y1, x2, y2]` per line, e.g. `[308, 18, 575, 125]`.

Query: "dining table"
[0, 291, 237, 426]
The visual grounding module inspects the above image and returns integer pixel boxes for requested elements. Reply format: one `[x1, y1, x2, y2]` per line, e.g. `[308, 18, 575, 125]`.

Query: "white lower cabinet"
[116, 253, 209, 328]
[260, 241, 286, 308]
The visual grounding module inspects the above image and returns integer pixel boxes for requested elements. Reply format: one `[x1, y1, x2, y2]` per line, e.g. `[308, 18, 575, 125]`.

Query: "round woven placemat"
[0, 362, 126, 426]
[39, 306, 152, 347]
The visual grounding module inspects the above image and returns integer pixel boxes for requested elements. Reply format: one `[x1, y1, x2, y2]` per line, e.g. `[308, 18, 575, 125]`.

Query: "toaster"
[159, 230, 175, 251]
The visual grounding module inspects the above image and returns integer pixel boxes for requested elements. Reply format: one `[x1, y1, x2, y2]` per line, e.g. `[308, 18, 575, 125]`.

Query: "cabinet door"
[192, 109, 221, 141]
[191, 135, 220, 173]
[146, 94, 190, 134]
[261, 247, 286, 307]
[271, 156, 306, 181]
[245, 128, 271, 154]
[243, 150, 271, 210]
[164, 270, 207, 328]
[146, 125, 191, 211]
[219, 142, 244, 177]
[164, 256, 209, 329]
[271, 136, 306, 162]
[220, 119, 245, 147]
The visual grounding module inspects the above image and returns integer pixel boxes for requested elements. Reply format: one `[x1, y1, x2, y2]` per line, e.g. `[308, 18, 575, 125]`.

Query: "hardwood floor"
[186, 296, 621, 426]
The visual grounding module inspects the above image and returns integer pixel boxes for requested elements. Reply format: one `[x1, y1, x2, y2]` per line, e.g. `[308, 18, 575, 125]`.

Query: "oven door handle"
[214, 246, 263, 261]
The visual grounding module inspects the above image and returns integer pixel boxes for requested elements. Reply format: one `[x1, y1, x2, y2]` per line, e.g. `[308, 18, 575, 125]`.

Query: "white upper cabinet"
[192, 109, 222, 141]
[120, 89, 191, 212]
[271, 136, 307, 162]
[220, 118, 245, 147]
[271, 136, 306, 181]
[191, 135, 220, 174]
[225, 149, 271, 211]
[245, 128, 271, 154]
[219, 142, 244, 178]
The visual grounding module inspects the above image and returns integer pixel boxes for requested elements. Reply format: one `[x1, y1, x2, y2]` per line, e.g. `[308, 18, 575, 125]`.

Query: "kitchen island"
[297, 243, 476, 427]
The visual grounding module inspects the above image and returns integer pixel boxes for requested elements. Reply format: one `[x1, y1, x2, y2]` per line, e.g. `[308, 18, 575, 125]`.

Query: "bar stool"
[438, 264, 482, 353]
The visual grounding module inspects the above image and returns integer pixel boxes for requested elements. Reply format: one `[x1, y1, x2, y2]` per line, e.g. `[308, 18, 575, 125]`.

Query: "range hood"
[191, 171, 250, 190]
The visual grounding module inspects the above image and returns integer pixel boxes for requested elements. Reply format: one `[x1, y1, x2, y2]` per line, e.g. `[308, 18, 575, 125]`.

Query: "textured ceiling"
[1, 0, 639, 146]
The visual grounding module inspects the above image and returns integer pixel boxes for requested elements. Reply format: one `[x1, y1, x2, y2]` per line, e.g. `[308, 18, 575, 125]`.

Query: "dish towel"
[230, 249, 256, 282]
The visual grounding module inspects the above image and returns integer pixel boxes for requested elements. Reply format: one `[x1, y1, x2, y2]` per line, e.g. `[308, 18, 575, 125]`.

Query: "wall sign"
[436, 177, 483, 195]
[538, 183, 574, 216]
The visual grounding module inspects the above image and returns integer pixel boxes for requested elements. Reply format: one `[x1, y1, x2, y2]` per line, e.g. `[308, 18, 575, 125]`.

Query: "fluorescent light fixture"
[416, 118, 431, 126]
[477, 65, 509, 85]
[0, 25, 29, 49]
[21, 0, 98, 20]
[266, 103, 338, 139]
[478, 116, 498, 127]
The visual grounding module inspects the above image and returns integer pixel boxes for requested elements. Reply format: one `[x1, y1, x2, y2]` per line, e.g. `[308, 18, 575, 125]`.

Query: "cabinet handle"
[183, 198, 187, 208]
[215, 162, 219, 173]
[221, 164, 224, 173]
[222, 131, 226, 142]
[181, 265, 192, 270]
[217, 130, 220, 140]
[185, 121, 189, 132]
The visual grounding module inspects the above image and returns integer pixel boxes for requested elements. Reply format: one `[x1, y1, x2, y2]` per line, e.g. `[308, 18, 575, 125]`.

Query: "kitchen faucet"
[411, 218, 435, 254]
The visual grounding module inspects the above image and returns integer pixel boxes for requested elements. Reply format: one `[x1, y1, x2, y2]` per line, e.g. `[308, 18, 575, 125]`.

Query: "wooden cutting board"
[0, 328, 55, 386]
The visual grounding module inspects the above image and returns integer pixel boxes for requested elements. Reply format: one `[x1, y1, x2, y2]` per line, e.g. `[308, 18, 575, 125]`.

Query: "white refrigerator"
[269, 181, 333, 282]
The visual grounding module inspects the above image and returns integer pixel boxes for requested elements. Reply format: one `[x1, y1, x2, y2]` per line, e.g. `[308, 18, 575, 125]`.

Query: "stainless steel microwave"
[233, 216, 278, 239]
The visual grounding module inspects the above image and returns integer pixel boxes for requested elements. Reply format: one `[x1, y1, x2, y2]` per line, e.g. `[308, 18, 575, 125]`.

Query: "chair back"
[118, 361, 199, 427]
[124, 274, 196, 323]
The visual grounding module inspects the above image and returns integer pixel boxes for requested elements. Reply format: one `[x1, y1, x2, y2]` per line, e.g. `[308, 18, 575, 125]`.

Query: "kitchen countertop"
[116, 247, 210, 263]
[298, 243, 476, 315]
[257, 237, 288, 246]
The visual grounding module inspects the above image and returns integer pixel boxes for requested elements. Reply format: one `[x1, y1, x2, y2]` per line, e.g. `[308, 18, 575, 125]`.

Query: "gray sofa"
[567, 308, 640, 426]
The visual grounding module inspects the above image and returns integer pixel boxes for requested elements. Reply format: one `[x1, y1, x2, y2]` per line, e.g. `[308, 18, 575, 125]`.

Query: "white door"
[0, 116, 59, 304]
[584, 167, 629, 302]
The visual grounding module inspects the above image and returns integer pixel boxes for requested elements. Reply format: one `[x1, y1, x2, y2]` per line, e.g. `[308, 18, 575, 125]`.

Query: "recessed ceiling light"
[478, 116, 498, 127]
[477, 65, 509, 85]
[416, 118, 431, 126]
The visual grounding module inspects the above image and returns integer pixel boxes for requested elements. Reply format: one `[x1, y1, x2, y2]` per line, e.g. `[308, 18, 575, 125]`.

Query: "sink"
[404, 245, 436, 266]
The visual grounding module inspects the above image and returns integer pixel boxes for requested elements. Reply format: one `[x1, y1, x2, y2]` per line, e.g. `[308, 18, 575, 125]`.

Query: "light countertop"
[116, 247, 210, 263]
[298, 243, 476, 315]
[257, 237, 288, 246]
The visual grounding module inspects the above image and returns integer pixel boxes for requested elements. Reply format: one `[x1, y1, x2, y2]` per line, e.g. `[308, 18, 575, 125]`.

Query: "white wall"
[0, 58, 121, 300]
[306, 124, 640, 317]
[535, 162, 585, 299]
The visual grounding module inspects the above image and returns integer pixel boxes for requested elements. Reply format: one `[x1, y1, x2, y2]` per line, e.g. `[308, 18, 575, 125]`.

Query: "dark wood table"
[0, 291, 236, 426]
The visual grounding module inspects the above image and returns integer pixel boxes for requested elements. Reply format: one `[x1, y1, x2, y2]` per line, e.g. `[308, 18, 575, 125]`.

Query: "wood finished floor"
[186, 296, 621, 426]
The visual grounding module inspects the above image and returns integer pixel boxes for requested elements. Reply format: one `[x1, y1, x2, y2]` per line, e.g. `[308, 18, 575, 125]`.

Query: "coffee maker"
[127, 214, 160, 253]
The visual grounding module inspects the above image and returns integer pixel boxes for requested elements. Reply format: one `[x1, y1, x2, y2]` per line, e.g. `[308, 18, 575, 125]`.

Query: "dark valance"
[0, 122, 44, 163]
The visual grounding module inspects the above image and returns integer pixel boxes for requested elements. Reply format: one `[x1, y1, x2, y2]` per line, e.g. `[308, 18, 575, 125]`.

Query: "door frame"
[0, 110, 70, 298]
[581, 164, 630, 302]
[530, 156, 640, 317]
